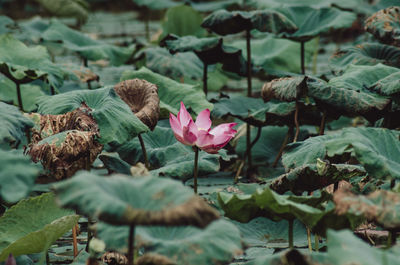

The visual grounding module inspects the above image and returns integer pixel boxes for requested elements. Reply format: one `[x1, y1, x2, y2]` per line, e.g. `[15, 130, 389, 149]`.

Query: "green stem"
[203, 62, 208, 96]
[16, 81, 24, 112]
[138, 134, 149, 169]
[194, 147, 199, 194]
[246, 123, 252, 173]
[319, 110, 327, 135]
[128, 224, 136, 265]
[315, 235, 319, 252]
[288, 219, 294, 249]
[300, 41, 305, 75]
[307, 227, 312, 252]
[293, 102, 300, 143]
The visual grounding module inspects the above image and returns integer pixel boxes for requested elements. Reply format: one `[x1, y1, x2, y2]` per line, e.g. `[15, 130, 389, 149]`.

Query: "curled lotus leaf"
[114, 79, 160, 131]
[26, 103, 103, 179]
[52, 172, 220, 227]
[334, 189, 400, 230]
[365, 6, 400, 47]
[329, 43, 400, 71]
[261, 76, 308, 102]
[368, 71, 400, 96]
[160, 34, 248, 75]
[34, 0, 88, 25]
[201, 9, 297, 35]
[270, 162, 366, 195]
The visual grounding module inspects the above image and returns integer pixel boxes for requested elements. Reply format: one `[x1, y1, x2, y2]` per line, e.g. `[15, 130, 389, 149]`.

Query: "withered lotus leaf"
[114, 79, 160, 131]
[26, 103, 102, 180]
[365, 6, 400, 47]
[52, 172, 220, 227]
[334, 189, 400, 230]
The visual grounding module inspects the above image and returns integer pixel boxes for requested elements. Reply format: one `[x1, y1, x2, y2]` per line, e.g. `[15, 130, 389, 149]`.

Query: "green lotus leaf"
[162, 5, 206, 38]
[271, 162, 366, 195]
[121, 67, 212, 118]
[15, 17, 51, 42]
[132, 0, 179, 10]
[188, 0, 241, 12]
[0, 16, 15, 34]
[231, 217, 309, 248]
[0, 149, 40, 203]
[218, 187, 330, 227]
[326, 229, 400, 265]
[114, 126, 230, 181]
[230, 35, 318, 75]
[276, 6, 357, 42]
[160, 34, 248, 75]
[41, 20, 135, 66]
[52, 172, 219, 227]
[36, 86, 149, 145]
[201, 9, 297, 35]
[212, 96, 296, 127]
[365, 6, 400, 47]
[283, 127, 400, 179]
[368, 71, 400, 96]
[0, 34, 65, 88]
[0, 76, 45, 112]
[246, 249, 330, 265]
[34, 0, 88, 25]
[96, 219, 242, 265]
[0, 193, 79, 261]
[0, 102, 33, 148]
[334, 189, 400, 230]
[329, 43, 400, 71]
[135, 47, 203, 81]
[235, 126, 291, 165]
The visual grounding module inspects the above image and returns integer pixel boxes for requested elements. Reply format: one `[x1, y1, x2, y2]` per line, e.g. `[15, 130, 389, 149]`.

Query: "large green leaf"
[0, 149, 40, 203]
[0, 34, 65, 88]
[330, 43, 400, 71]
[36, 87, 149, 145]
[212, 96, 296, 127]
[115, 126, 230, 181]
[161, 5, 206, 38]
[365, 6, 400, 47]
[34, 0, 88, 25]
[283, 127, 400, 180]
[368, 71, 400, 96]
[270, 162, 366, 195]
[0, 16, 15, 35]
[53, 172, 219, 227]
[0, 76, 45, 112]
[96, 219, 242, 265]
[334, 189, 400, 230]
[276, 6, 357, 42]
[232, 217, 309, 248]
[135, 47, 203, 81]
[188, 0, 242, 12]
[132, 0, 179, 10]
[0, 193, 79, 261]
[0, 102, 33, 148]
[218, 187, 330, 227]
[160, 34, 248, 75]
[201, 9, 297, 35]
[120, 67, 212, 118]
[41, 20, 135, 66]
[230, 35, 318, 75]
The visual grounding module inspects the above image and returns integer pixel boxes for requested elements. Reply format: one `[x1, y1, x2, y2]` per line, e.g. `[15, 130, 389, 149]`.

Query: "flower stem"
[203, 62, 208, 96]
[138, 133, 149, 169]
[127, 224, 136, 265]
[194, 147, 199, 194]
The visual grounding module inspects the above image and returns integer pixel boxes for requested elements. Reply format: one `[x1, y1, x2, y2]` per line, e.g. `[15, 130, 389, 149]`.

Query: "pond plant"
[1, 1, 400, 265]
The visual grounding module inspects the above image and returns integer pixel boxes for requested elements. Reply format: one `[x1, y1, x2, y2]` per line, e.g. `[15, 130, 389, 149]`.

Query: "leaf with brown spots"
[365, 6, 400, 47]
[52, 172, 219, 227]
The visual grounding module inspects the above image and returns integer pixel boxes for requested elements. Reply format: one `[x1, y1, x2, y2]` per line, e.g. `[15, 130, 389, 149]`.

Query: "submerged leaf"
[0, 193, 79, 261]
[53, 172, 219, 227]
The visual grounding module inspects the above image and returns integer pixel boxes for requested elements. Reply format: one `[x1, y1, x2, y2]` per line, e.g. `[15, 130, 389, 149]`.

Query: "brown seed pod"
[114, 79, 160, 130]
[101, 251, 128, 265]
[26, 103, 103, 180]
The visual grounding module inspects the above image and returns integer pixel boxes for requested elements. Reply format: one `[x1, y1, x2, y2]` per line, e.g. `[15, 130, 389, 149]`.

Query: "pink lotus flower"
[169, 102, 237, 154]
